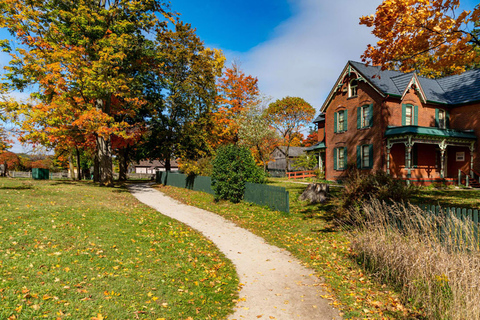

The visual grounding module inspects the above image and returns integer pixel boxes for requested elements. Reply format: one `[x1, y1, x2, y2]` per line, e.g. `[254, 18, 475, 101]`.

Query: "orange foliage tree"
[0, 151, 20, 176]
[214, 63, 259, 146]
[264, 97, 315, 172]
[360, 0, 480, 77]
[0, 0, 173, 186]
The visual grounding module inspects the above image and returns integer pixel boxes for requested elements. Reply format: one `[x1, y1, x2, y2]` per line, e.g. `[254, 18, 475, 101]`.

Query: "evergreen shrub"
[211, 144, 265, 203]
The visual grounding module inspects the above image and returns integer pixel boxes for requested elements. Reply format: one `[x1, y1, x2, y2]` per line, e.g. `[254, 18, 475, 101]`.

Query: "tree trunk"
[164, 157, 171, 171]
[93, 151, 100, 182]
[75, 146, 82, 180]
[97, 135, 113, 186]
[3, 160, 7, 177]
[118, 147, 128, 181]
[69, 154, 76, 180]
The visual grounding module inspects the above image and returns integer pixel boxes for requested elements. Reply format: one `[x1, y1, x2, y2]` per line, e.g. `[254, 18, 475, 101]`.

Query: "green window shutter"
[414, 105, 418, 126]
[368, 103, 373, 127]
[333, 148, 337, 170]
[369, 144, 373, 169]
[435, 108, 439, 127]
[357, 107, 361, 129]
[344, 110, 348, 132]
[446, 110, 450, 128]
[334, 112, 337, 133]
[344, 147, 348, 169]
[402, 104, 406, 126]
[357, 145, 361, 168]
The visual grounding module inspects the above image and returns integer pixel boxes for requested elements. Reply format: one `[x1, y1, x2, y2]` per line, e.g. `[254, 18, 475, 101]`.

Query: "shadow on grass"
[0, 185, 34, 190]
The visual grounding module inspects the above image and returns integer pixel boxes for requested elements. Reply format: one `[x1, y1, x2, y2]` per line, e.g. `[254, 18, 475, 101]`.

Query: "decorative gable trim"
[321, 62, 386, 113]
[401, 74, 427, 104]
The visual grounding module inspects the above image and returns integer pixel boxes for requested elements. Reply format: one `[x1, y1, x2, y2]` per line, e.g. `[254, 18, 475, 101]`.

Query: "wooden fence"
[286, 170, 315, 179]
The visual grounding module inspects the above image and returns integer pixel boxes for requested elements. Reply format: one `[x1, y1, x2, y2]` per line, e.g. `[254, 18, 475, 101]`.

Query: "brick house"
[317, 61, 480, 185]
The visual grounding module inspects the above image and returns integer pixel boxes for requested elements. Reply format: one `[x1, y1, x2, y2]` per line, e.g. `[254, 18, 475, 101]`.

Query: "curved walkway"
[128, 183, 341, 320]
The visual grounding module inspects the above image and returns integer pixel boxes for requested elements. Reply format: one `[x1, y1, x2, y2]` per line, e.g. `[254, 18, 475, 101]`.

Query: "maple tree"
[214, 63, 259, 145]
[139, 21, 224, 169]
[303, 131, 318, 148]
[360, 0, 480, 77]
[0, 151, 20, 176]
[264, 96, 315, 172]
[0, 0, 173, 186]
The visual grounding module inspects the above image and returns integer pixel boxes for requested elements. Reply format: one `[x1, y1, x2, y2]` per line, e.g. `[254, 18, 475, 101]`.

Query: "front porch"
[385, 126, 477, 186]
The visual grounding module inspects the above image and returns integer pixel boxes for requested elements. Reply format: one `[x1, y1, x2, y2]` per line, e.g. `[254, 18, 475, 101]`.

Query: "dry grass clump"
[350, 199, 480, 319]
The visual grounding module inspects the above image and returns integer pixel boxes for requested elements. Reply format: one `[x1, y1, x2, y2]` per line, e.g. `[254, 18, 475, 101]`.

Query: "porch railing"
[459, 169, 470, 187]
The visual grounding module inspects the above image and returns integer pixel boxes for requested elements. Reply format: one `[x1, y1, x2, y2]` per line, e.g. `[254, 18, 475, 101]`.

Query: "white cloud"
[234, 0, 381, 111]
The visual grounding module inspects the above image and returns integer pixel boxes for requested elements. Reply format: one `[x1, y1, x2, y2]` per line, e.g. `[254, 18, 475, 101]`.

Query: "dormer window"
[349, 79, 358, 98]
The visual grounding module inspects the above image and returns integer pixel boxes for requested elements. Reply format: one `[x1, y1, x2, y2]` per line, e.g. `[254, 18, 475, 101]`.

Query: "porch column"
[470, 142, 475, 178]
[318, 152, 324, 173]
[439, 140, 447, 179]
[405, 136, 413, 178]
[386, 139, 392, 175]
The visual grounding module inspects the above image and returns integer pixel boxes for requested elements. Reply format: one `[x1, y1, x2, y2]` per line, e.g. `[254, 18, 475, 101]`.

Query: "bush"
[337, 166, 416, 224]
[211, 145, 265, 203]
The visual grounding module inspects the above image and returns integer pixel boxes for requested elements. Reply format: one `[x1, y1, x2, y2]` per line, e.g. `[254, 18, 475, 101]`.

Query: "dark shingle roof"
[313, 113, 325, 123]
[349, 61, 480, 105]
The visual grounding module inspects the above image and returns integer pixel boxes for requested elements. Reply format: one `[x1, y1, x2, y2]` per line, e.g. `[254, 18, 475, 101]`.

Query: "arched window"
[349, 79, 358, 97]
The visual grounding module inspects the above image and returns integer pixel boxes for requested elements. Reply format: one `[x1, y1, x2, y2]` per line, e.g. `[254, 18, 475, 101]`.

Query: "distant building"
[132, 160, 179, 174]
[268, 146, 308, 176]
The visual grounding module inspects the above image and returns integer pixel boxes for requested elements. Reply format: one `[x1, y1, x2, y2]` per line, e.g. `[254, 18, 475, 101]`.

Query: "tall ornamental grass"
[350, 199, 480, 319]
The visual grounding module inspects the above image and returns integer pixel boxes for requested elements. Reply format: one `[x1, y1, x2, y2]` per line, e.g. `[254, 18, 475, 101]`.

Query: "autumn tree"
[214, 63, 259, 145]
[360, 0, 480, 77]
[264, 97, 315, 172]
[139, 21, 224, 170]
[0, 151, 20, 176]
[237, 97, 279, 172]
[0, 0, 173, 186]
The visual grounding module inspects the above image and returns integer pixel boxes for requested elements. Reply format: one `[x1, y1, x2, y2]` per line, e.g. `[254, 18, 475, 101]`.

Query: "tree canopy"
[360, 0, 480, 77]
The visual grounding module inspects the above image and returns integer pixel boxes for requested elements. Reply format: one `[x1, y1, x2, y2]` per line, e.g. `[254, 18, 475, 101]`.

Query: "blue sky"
[3, 0, 479, 152]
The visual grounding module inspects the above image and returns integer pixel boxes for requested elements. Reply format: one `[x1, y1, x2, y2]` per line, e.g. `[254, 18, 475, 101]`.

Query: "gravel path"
[128, 183, 341, 320]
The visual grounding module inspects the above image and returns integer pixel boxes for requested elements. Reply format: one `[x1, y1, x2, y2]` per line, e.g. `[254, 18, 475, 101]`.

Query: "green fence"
[156, 171, 289, 213]
[244, 182, 289, 214]
[32, 168, 49, 180]
[418, 204, 480, 249]
[156, 171, 214, 195]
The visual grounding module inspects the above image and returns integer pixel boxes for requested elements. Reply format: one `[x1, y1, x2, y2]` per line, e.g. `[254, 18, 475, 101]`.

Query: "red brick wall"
[324, 78, 385, 181]
[449, 103, 480, 172]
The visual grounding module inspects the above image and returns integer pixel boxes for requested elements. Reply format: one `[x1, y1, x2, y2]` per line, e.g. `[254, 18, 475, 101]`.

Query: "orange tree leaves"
[214, 63, 259, 146]
[360, 0, 480, 77]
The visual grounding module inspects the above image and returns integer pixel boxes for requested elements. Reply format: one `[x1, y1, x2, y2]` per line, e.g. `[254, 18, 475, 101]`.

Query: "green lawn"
[156, 180, 423, 319]
[410, 187, 480, 209]
[0, 179, 238, 320]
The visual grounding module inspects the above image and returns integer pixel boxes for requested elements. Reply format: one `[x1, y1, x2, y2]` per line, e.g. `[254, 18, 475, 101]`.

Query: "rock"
[299, 183, 329, 204]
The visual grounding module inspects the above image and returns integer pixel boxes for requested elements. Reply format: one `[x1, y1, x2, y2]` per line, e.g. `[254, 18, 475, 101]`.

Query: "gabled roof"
[321, 61, 480, 112]
[305, 141, 326, 151]
[275, 146, 308, 157]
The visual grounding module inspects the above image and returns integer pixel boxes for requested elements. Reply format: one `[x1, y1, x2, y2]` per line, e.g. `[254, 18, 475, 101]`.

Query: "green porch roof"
[385, 126, 477, 139]
[305, 141, 326, 151]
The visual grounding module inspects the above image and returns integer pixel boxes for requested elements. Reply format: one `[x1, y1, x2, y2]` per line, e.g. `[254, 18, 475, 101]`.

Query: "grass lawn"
[0, 179, 238, 320]
[410, 187, 480, 209]
[156, 179, 424, 319]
